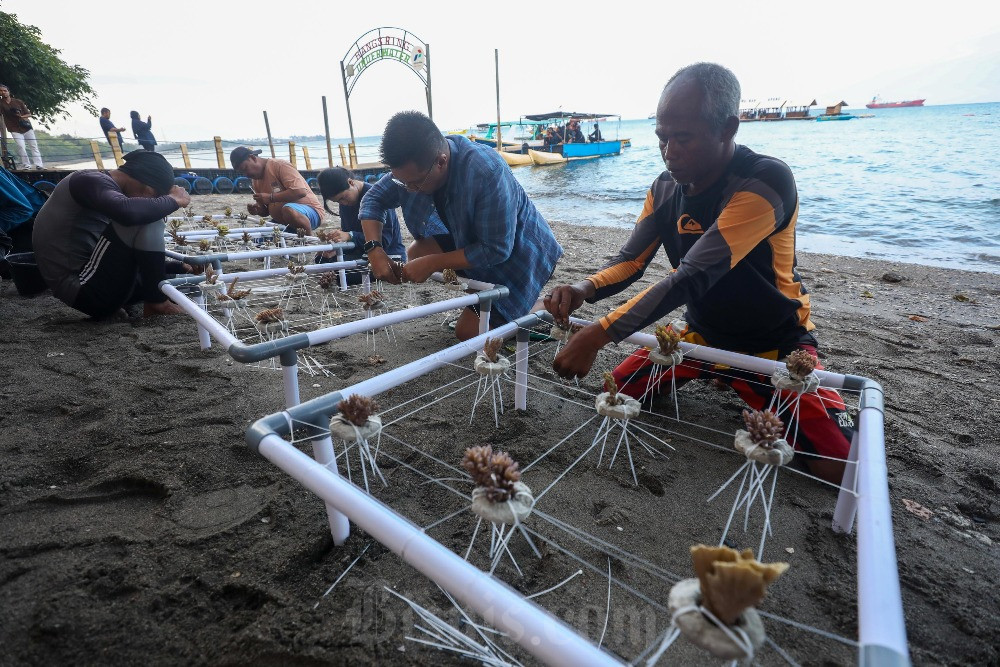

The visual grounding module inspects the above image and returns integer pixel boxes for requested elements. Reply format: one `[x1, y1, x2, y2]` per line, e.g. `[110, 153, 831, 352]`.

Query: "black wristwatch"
[362, 239, 383, 253]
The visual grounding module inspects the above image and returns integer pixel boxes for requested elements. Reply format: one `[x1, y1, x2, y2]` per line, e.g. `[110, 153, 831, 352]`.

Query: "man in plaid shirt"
[360, 111, 562, 340]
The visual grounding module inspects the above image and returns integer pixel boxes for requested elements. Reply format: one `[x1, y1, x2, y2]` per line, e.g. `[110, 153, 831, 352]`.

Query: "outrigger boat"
[517, 111, 628, 166]
[468, 120, 548, 150]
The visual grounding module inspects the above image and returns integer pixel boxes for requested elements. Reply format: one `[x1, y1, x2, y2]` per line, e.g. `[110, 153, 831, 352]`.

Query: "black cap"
[230, 146, 262, 170]
[119, 150, 174, 196]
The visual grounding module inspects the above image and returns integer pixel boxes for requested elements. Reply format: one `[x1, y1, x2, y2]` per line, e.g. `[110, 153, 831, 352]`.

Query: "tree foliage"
[0, 11, 96, 125]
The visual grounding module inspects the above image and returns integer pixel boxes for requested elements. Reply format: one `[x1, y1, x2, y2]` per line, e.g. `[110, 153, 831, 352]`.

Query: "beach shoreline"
[1, 194, 998, 665]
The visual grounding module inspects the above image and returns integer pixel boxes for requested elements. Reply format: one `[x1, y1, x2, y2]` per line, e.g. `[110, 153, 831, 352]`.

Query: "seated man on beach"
[33, 150, 193, 318]
[360, 110, 563, 340]
[544, 62, 853, 484]
[315, 166, 406, 283]
[230, 146, 324, 235]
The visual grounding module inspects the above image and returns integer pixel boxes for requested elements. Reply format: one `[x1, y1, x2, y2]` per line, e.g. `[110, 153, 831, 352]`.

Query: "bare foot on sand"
[143, 300, 185, 317]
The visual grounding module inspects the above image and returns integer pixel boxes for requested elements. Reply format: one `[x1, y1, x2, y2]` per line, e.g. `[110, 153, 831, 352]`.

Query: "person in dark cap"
[32, 150, 195, 318]
[230, 146, 324, 235]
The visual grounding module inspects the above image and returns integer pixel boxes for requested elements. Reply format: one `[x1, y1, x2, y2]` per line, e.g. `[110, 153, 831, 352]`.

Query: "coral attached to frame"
[689, 544, 788, 626]
[461, 445, 522, 504]
[337, 394, 380, 427]
[255, 307, 285, 324]
[785, 348, 817, 381]
[741, 409, 784, 448]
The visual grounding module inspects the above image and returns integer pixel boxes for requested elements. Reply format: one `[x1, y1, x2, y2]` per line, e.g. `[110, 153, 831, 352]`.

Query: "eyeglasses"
[391, 162, 437, 192]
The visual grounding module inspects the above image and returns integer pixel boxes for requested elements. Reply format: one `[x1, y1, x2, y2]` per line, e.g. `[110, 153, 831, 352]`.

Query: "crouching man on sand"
[230, 146, 325, 235]
[33, 150, 192, 318]
[544, 62, 854, 484]
[359, 110, 563, 340]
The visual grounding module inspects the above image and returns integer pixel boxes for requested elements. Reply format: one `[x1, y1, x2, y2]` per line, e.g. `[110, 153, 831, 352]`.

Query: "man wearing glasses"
[359, 111, 562, 341]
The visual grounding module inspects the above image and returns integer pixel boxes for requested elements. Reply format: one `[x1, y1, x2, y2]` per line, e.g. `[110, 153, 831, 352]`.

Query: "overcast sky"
[7, 0, 999, 143]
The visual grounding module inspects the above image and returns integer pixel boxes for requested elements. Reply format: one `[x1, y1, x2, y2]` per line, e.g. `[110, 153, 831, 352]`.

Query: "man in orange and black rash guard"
[544, 62, 853, 484]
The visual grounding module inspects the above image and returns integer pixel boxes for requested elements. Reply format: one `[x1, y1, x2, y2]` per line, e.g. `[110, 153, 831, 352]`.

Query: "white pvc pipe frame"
[247, 313, 909, 666]
[160, 267, 504, 409]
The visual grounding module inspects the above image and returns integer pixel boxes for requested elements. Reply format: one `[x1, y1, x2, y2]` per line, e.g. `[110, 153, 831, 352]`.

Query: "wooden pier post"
[302, 145, 312, 171]
[213, 137, 225, 168]
[180, 143, 192, 169]
[338, 144, 347, 167]
[90, 141, 105, 170]
[322, 96, 334, 168]
[288, 141, 297, 168]
[263, 110, 275, 158]
[348, 143, 357, 169]
[108, 135, 124, 166]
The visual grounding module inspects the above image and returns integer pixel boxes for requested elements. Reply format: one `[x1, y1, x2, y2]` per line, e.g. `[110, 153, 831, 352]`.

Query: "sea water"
[148, 103, 998, 273]
[510, 104, 1000, 273]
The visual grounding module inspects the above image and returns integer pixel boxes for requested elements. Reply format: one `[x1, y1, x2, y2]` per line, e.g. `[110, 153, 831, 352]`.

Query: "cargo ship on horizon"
[866, 96, 926, 109]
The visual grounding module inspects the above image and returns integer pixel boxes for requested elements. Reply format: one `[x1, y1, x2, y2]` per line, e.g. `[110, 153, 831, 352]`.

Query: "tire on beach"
[212, 176, 235, 195]
[32, 180, 56, 195]
[190, 177, 213, 196]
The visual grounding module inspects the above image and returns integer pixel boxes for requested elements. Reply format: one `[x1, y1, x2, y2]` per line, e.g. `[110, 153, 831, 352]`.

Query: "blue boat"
[519, 111, 626, 164]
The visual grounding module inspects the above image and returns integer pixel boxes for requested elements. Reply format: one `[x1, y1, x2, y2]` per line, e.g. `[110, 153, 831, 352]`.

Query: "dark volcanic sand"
[1, 194, 998, 665]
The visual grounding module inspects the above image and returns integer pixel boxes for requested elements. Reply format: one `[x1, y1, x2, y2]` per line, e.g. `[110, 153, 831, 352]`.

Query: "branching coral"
[169, 228, 187, 246]
[785, 349, 817, 381]
[315, 228, 334, 242]
[287, 262, 305, 274]
[255, 307, 284, 323]
[317, 272, 337, 290]
[218, 276, 251, 301]
[482, 337, 504, 363]
[462, 445, 522, 503]
[442, 268, 460, 285]
[337, 394, 379, 426]
[204, 265, 219, 285]
[223, 206, 233, 217]
[690, 544, 788, 626]
[198, 238, 212, 252]
[655, 324, 682, 355]
[240, 231, 252, 245]
[183, 206, 195, 219]
[271, 227, 283, 244]
[216, 224, 230, 237]
[358, 290, 384, 308]
[741, 409, 784, 447]
[201, 214, 215, 226]
[237, 211, 249, 221]
[603, 372, 624, 405]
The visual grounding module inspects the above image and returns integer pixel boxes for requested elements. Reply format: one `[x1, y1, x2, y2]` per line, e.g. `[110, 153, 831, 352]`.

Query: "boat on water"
[518, 111, 626, 165]
[739, 98, 818, 122]
[815, 101, 858, 122]
[468, 119, 548, 149]
[866, 96, 925, 109]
